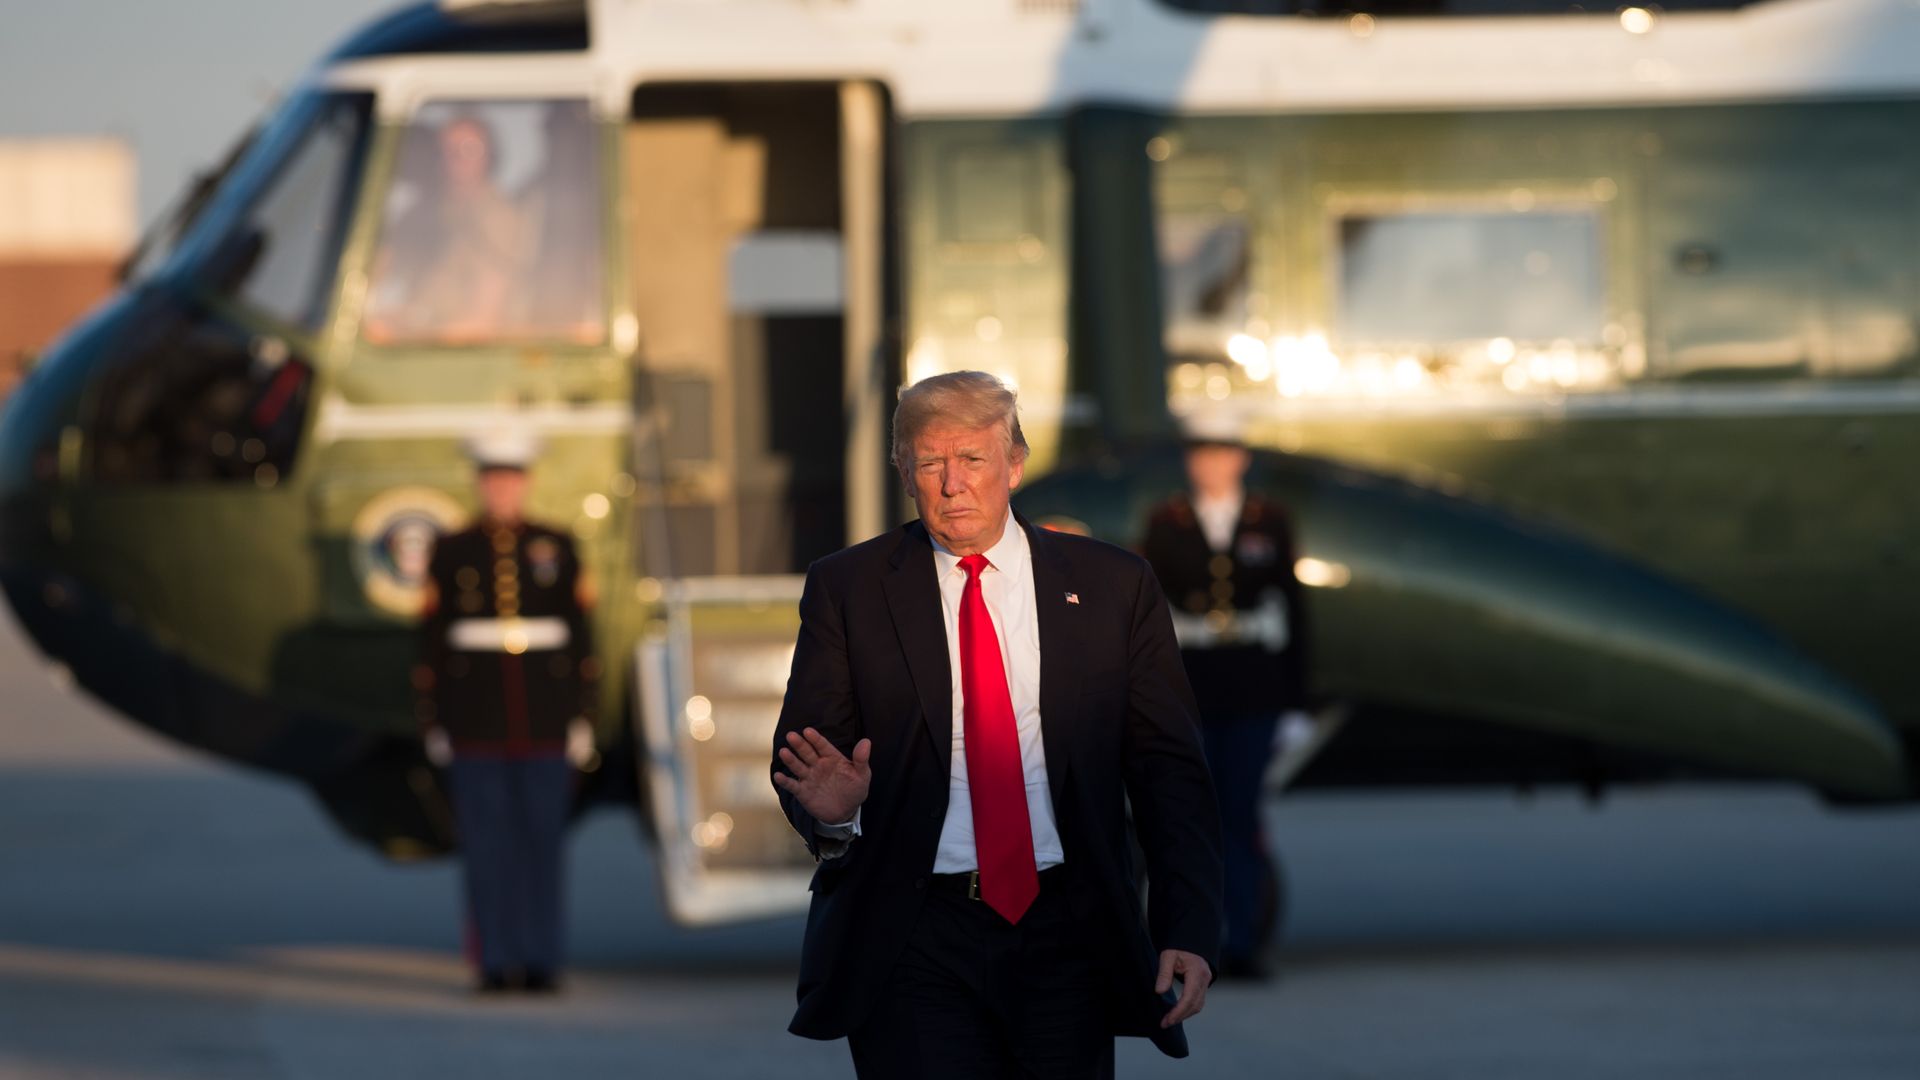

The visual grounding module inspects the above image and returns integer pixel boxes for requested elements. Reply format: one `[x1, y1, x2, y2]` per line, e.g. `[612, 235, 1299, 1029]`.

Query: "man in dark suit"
[1141, 415, 1309, 979]
[770, 371, 1224, 1078]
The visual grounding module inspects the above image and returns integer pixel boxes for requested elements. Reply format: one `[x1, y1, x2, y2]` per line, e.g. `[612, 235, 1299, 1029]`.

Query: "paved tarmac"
[2, 610, 1919, 1079]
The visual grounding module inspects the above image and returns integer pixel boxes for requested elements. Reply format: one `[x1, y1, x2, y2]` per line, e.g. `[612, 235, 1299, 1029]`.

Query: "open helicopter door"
[623, 82, 892, 925]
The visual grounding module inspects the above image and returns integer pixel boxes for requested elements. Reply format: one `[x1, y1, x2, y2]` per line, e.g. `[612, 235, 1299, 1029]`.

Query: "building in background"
[0, 138, 134, 401]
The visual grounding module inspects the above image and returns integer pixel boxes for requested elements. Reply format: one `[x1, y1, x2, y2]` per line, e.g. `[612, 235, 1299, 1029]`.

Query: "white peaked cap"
[465, 424, 542, 470]
[1179, 409, 1247, 447]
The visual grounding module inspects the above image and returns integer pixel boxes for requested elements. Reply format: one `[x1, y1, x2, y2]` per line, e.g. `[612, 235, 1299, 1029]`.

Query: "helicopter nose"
[0, 384, 98, 712]
[3, 353, 99, 606]
[0, 364, 73, 574]
[0, 293, 141, 690]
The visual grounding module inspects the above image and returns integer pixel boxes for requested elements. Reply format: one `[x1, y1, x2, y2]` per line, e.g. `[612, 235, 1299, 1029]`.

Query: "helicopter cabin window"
[362, 98, 604, 347]
[1331, 206, 1613, 396]
[87, 92, 372, 486]
[1159, 210, 1251, 366]
[1149, 140, 1277, 406]
[1338, 209, 1603, 341]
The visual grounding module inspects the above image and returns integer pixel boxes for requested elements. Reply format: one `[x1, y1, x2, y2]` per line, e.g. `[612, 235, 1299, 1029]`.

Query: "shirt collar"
[1192, 490, 1243, 517]
[930, 511, 1028, 581]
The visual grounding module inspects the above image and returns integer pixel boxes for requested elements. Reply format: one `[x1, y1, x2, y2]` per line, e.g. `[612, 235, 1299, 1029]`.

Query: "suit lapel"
[1023, 515, 1081, 797]
[881, 522, 954, 761]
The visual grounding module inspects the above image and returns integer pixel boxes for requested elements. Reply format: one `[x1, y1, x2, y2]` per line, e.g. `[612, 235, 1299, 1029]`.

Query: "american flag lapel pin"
[1064, 592, 1080, 605]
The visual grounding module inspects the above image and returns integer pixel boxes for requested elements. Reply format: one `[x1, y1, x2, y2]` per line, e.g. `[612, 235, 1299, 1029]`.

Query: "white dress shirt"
[1193, 492, 1244, 553]
[812, 514, 1066, 869]
[928, 514, 1065, 873]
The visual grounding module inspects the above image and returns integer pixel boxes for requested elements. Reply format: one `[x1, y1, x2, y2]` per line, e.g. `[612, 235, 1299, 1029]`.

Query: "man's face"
[1185, 443, 1251, 498]
[440, 120, 492, 191]
[908, 421, 1024, 556]
[477, 467, 529, 523]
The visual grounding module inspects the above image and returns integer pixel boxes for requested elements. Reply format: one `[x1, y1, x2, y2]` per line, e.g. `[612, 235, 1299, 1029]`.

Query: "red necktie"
[957, 554, 1039, 924]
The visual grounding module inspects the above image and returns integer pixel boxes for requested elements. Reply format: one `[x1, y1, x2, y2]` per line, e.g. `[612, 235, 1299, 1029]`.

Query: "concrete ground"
[2, 610, 1918, 1079]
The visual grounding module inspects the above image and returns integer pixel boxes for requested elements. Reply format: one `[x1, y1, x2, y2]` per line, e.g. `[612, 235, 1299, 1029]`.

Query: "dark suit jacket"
[771, 515, 1224, 1058]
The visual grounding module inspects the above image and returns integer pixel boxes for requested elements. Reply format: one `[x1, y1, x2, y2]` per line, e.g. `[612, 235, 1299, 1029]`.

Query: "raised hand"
[773, 727, 872, 826]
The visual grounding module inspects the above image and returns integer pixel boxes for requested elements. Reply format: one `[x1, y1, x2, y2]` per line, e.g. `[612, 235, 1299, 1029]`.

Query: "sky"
[0, 0, 399, 225]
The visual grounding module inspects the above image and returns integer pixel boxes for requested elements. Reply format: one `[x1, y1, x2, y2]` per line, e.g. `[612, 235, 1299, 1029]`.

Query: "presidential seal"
[351, 486, 469, 617]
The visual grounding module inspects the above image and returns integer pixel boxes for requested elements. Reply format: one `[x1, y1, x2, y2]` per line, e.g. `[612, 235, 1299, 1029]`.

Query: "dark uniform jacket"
[1141, 493, 1309, 718]
[771, 517, 1223, 1059]
[416, 519, 598, 754]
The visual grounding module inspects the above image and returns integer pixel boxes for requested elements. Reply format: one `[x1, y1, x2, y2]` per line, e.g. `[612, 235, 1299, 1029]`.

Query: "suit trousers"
[448, 754, 571, 976]
[848, 865, 1114, 1080]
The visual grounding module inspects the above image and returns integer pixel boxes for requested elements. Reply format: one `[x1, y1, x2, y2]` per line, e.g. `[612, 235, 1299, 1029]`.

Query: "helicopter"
[0, 0, 1913, 932]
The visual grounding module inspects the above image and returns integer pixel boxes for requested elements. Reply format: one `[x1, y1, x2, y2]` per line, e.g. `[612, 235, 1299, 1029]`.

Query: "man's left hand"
[1156, 949, 1211, 1028]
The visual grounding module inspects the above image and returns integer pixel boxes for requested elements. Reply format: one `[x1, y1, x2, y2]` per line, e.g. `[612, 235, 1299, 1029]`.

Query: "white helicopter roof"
[589, 0, 1920, 115]
[320, 0, 1920, 117]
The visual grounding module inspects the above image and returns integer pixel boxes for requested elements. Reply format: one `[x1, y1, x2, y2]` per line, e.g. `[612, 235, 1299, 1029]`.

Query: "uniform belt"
[1170, 599, 1289, 652]
[447, 616, 570, 653]
[928, 864, 1068, 901]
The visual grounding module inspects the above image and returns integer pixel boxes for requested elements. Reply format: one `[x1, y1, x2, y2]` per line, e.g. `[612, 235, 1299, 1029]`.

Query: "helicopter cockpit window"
[202, 94, 374, 331]
[361, 99, 604, 346]
[123, 126, 261, 286]
[87, 92, 371, 486]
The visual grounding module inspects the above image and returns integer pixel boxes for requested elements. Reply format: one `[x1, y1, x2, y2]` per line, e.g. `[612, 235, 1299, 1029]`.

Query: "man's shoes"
[475, 971, 514, 994]
[522, 970, 562, 994]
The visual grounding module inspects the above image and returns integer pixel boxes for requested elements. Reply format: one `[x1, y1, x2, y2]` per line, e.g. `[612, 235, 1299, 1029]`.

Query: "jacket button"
[914, 876, 927, 890]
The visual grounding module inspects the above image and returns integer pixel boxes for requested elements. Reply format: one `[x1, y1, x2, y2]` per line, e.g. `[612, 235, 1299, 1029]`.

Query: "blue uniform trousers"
[1199, 712, 1279, 959]
[448, 755, 571, 977]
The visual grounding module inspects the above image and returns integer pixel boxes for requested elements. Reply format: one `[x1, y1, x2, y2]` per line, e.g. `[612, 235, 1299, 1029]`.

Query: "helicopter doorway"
[625, 81, 892, 578]
[623, 81, 893, 923]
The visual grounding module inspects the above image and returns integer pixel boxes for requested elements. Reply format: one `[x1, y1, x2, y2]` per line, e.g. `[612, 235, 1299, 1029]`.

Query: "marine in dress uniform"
[1140, 418, 1309, 979]
[414, 428, 600, 993]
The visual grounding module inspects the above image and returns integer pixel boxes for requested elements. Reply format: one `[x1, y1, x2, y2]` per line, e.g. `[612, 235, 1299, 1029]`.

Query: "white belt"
[1171, 593, 1290, 653]
[447, 616, 570, 653]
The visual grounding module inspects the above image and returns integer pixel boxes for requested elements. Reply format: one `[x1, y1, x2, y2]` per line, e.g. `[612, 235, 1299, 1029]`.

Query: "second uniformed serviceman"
[415, 427, 599, 993]
[1140, 415, 1309, 980]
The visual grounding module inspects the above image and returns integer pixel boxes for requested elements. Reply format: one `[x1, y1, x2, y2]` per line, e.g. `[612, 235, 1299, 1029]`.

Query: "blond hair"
[890, 371, 1029, 480]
